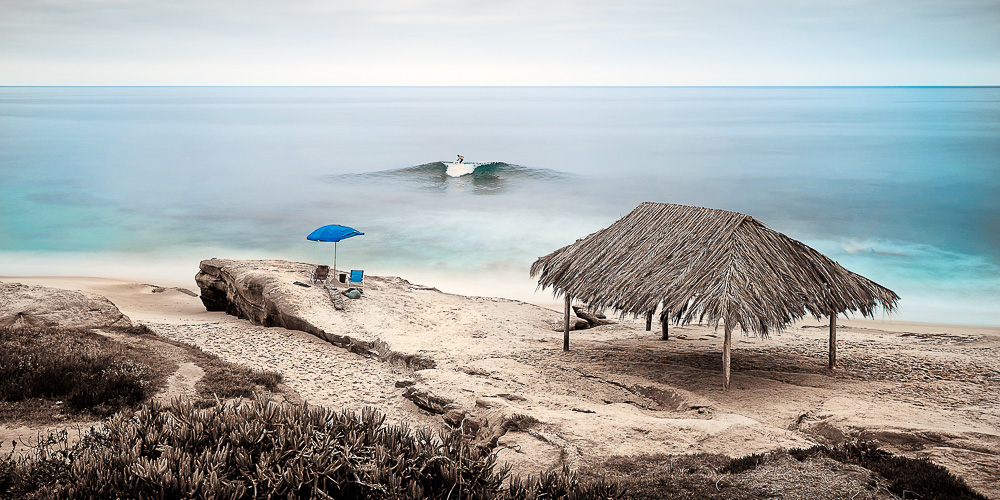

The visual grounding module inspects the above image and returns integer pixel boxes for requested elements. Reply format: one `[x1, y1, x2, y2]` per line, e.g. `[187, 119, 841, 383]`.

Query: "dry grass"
[577, 442, 988, 499]
[501, 414, 541, 433]
[196, 355, 284, 399]
[0, 324, 287, 426]
[110, 325, 286, 401]
[0, 326, 173, 422]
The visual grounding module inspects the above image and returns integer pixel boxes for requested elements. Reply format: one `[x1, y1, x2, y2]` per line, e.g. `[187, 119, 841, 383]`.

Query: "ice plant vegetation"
[1, 396, 622, 499]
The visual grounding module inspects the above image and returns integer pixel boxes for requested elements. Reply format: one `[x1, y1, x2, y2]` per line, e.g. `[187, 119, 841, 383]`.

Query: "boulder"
[442, 408, 467, 427]
[442, 408, 483, 436]
[0, 281, 131, 329]
[495, 432, 565, 479]
[402, 385, 453, 414]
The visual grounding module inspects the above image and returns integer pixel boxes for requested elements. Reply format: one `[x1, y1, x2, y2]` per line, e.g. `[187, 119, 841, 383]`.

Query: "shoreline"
[4, 274, 998, 334]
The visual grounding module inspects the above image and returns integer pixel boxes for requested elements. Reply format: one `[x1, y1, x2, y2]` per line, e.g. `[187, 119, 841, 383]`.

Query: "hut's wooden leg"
[563, 294, 571, 351]
[723, 322, 732, 390]
[645, 311, 653, 331]
[661, 309, 669, 340]
[829, 314, 837, 369]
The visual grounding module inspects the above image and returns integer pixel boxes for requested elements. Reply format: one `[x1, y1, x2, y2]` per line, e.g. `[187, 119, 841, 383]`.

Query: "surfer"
[456, 154, 464, 164]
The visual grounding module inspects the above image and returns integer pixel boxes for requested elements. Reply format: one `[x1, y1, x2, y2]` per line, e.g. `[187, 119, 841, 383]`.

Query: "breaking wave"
[323, 161, 570, 194]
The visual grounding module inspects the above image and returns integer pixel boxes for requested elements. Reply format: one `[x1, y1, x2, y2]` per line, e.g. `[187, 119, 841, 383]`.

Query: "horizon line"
[2, 85, 999, 89]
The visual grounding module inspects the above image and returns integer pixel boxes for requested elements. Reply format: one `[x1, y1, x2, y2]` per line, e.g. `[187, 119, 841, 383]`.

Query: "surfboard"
[445, 162, 488, 177]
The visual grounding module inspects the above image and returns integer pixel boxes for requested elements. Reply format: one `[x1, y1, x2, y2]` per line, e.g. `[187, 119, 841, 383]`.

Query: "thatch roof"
[531, 202, 898, 336]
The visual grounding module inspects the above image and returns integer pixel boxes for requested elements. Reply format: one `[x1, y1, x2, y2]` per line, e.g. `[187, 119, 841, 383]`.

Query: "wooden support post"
[645, 311, 653, 331]
[563, 293, 571, 351]
[661, 309, 669, 340]
[829, 313, 837, 369]
[723, 322, 733, 391]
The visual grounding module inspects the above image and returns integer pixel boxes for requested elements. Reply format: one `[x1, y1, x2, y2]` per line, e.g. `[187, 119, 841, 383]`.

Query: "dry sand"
[3, 273, 998, 497]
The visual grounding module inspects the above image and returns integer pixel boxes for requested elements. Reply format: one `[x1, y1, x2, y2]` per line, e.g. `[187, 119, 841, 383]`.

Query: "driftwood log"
[572, 306, 615, 327]
[552, 316, 590, 332]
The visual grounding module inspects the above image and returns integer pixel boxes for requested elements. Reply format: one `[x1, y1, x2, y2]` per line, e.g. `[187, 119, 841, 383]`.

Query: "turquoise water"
[1, 86, 998, 325]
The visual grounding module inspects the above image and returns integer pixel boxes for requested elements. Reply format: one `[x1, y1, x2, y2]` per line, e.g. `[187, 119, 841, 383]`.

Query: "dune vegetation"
[0, 325, 988, 499]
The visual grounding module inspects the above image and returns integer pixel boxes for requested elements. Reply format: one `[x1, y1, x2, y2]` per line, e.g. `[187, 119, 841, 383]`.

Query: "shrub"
[196, 354, 283, 399]
[721, 452, 770, 474]
[106, 323, 157, 336]
[0, 327, 155, 416]
[0, 428, 81, 499]
[2, 396, 621, 499]
[501, 414, 540, 433]
[793, 441, 987, 500]
[508, 465, 624, 500]
[585, 453, 756, 499]
[726, 442, 988, 500]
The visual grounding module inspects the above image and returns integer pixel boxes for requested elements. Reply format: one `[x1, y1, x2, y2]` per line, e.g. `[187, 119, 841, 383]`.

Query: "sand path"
[149, 319, 441, 429]
[0, 322, 205, 456]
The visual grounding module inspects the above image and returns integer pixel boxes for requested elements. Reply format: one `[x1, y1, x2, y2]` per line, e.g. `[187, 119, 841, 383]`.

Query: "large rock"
[195, 258, 326, 335]
[193, 259, 438, 371]
[0, 281, 131, 329]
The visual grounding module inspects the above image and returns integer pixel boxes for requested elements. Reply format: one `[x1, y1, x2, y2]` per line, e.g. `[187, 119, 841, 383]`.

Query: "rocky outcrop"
[402, 385, 454, 414]
[195, 258, 326, 336]
[194, 258, 436, 370]
[0, 281, 131, 329]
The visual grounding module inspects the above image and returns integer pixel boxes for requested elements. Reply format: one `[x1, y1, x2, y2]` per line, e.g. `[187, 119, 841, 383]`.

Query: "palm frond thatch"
[531, 202, 898, 336]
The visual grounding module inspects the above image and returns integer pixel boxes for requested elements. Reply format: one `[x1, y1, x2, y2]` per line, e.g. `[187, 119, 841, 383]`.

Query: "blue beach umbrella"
[307, 224, 364, 273]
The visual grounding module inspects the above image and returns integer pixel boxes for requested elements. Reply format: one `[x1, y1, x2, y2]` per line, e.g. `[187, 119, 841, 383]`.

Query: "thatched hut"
[530, 202, 899, 389]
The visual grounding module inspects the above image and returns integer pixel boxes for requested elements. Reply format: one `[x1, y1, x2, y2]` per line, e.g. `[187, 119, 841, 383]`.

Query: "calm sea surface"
[1, 87, 998, 325]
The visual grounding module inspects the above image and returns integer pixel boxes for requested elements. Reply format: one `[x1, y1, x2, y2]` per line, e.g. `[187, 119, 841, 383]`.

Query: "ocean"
[1, 86, 998, 326]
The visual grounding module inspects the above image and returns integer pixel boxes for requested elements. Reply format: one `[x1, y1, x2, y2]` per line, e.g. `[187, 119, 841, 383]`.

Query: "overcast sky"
[1, 0, 998, 85]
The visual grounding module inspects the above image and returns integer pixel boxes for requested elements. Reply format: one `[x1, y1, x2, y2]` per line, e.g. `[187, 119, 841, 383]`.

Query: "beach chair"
[348, 269, 364, 290]
[311, 265, 330, 284]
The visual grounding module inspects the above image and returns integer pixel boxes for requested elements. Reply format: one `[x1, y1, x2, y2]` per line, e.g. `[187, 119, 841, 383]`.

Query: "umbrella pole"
[334, 242, 338, 275]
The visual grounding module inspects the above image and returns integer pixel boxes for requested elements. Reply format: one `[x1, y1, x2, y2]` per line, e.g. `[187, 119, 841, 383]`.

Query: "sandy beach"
[2, 269, 999, 497]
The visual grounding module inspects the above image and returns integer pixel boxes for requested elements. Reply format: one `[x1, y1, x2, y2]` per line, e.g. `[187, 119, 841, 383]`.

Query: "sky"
[1, 0, 998, 85]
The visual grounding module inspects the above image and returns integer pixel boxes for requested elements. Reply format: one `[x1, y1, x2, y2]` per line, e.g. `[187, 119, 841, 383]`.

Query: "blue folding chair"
[349, 270, 364, 291]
